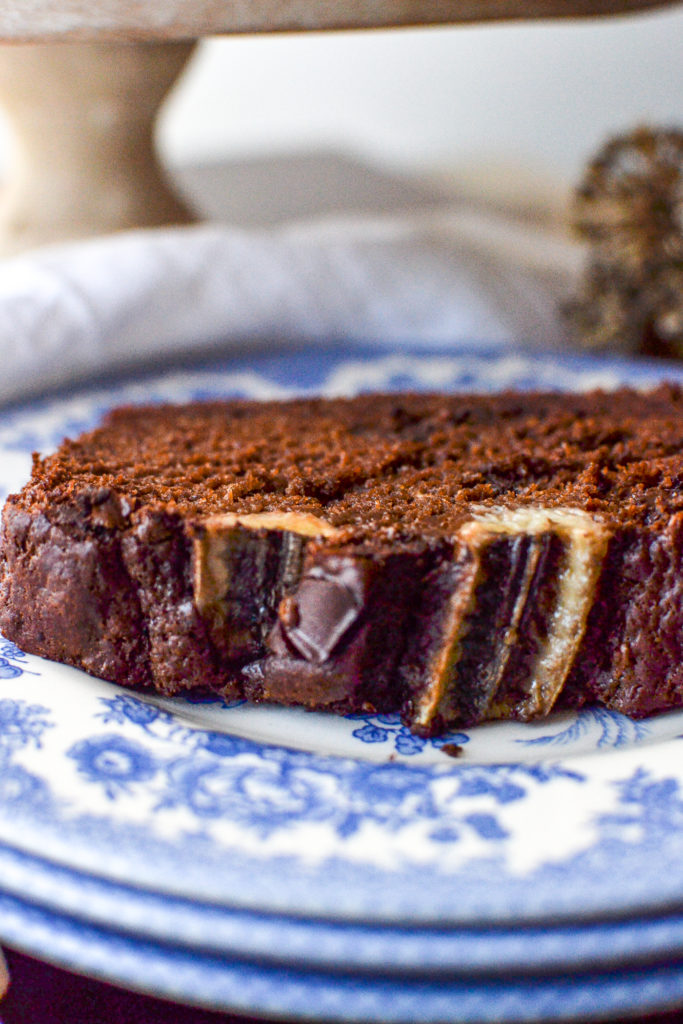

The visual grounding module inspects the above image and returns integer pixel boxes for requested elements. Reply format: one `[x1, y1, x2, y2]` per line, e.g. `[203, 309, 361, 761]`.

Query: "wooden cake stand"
[0, 0, 676, 253]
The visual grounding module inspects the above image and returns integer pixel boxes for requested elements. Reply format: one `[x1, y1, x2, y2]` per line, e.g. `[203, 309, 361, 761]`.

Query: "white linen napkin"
[0, 205, 581, 407]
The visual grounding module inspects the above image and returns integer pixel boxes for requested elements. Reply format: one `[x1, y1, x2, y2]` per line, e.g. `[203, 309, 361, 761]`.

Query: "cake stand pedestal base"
[0, 41, 197, 256]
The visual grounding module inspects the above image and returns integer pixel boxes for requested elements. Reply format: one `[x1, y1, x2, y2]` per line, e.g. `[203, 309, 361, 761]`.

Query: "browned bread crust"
[2, 386, 683, 734]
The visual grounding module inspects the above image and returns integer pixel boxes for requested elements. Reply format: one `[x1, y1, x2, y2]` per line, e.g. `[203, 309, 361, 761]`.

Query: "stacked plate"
[1, 344, 683, 1023]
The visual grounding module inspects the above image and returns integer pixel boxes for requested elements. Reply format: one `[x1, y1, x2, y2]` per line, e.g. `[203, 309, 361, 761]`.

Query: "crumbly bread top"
[15, 386, 683, 535]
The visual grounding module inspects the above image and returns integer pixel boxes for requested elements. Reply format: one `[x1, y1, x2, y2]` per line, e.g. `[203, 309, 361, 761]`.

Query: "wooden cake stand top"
[0, 0, 678, 41]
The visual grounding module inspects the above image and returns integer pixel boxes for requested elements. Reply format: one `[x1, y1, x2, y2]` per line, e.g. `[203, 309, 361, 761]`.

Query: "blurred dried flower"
[565, 126, 683, 357]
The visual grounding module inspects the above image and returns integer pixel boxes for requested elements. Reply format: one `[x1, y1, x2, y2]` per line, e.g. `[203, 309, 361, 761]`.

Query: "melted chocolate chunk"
[275, 559, 366, 663]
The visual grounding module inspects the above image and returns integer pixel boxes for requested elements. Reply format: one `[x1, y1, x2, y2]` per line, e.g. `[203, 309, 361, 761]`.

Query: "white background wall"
[159, 6, 682, 206]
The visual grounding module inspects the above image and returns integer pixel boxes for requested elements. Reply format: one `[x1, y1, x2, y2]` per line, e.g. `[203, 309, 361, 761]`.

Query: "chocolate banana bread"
[2, 386, 683, 735]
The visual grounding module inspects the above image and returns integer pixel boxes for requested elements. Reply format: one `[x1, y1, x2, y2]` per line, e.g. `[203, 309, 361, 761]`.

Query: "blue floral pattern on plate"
[0, 639, 40, 681]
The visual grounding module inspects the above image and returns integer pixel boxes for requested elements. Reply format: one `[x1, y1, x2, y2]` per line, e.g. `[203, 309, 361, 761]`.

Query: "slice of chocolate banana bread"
[2, 386, 683, 735]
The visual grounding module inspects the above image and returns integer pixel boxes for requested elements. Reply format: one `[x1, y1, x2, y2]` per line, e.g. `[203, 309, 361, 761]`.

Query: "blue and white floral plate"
[2, 344, 683, 1018]
[2, 884, 683, 1024]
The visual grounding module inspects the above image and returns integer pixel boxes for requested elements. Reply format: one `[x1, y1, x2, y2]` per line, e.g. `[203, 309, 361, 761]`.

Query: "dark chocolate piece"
[276, 559, 366, 664]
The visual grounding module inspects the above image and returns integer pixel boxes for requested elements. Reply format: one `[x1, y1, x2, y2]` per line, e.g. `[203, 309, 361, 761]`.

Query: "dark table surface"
[2, 947, 683, 1024]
